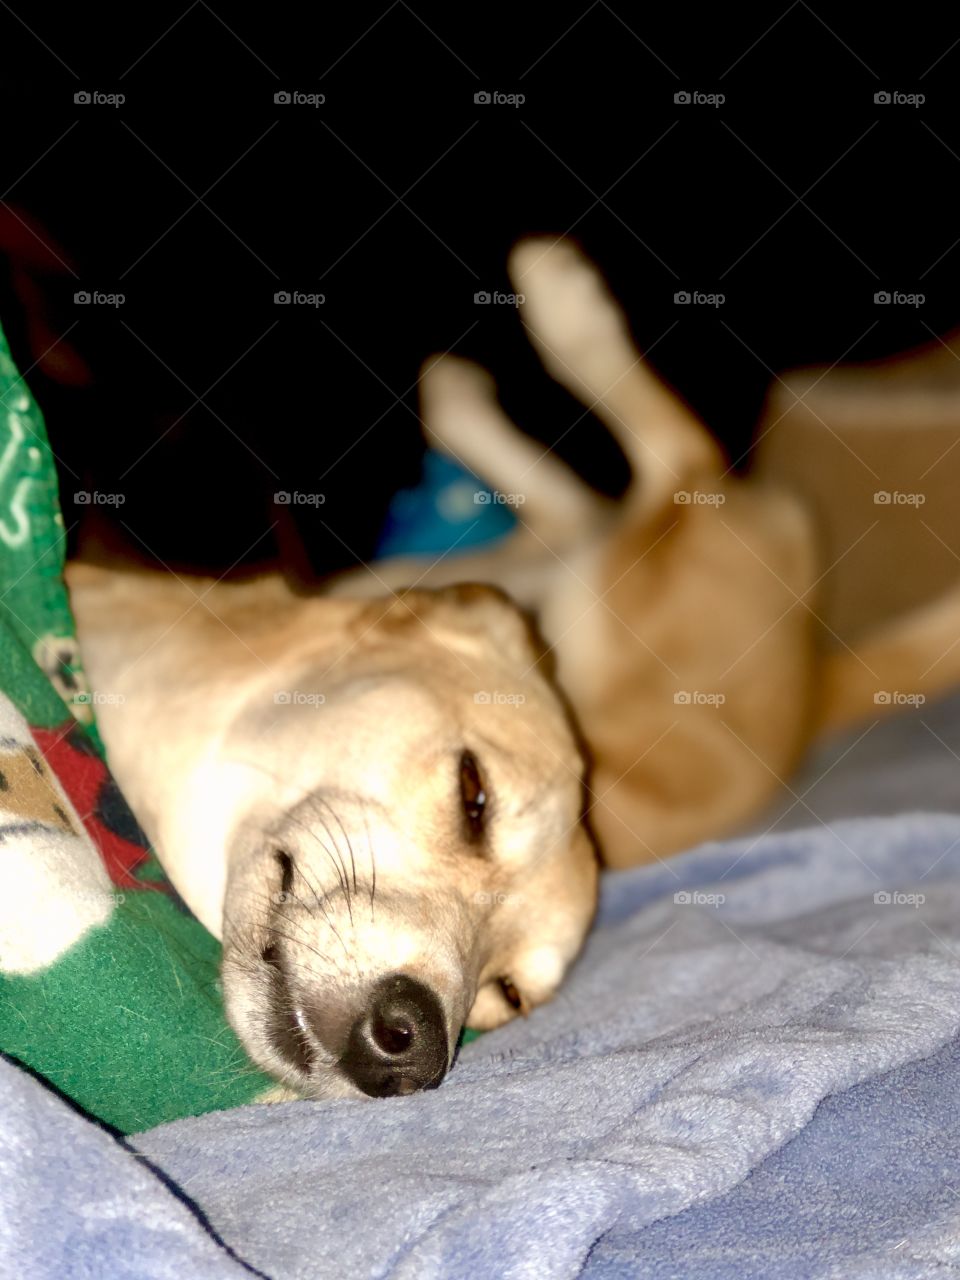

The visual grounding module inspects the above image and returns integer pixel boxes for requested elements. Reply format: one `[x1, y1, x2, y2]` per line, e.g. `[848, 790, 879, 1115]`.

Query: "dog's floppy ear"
[361, 583, 547, 672]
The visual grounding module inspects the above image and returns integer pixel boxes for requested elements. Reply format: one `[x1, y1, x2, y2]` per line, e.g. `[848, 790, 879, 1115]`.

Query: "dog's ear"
[360, 583, 547, 672]
[431, 583, 545, 669]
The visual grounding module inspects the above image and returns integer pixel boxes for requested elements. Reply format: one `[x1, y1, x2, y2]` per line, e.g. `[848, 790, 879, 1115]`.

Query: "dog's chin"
[241, 1046, 364, 1102]
[261, 1061, 364, 1101]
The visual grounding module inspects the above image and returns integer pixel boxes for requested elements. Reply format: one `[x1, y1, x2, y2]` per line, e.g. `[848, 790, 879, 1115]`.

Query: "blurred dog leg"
[419, 353, 601, 544]
[509, 238, 721, 522]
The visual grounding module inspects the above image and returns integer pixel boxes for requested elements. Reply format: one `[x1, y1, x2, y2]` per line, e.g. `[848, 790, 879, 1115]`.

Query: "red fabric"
[32, 722, 154, 889]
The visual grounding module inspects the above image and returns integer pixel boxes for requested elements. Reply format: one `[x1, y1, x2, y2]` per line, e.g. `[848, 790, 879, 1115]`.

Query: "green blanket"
[0, 322, 273, 1133]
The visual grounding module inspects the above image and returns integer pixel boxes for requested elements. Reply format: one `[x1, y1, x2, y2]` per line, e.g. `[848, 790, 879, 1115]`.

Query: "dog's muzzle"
[338, 973, 449, 1097]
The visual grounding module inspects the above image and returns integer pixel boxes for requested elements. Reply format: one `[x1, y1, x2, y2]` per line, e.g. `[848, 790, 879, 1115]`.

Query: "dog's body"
[334, 240, 960, 863]
[66, 238, 960, 1098]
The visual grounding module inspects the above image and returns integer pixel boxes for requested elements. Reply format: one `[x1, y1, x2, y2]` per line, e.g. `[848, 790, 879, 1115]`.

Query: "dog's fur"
[65, 237, 960, 1097]
[66, 565, 597, 1097]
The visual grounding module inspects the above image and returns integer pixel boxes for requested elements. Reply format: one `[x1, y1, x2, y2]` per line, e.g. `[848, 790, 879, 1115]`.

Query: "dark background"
[1, 3, 957, 577]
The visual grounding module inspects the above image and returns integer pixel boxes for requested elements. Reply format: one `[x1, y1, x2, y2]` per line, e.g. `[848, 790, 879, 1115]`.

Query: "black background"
[1, 3, 957, 577]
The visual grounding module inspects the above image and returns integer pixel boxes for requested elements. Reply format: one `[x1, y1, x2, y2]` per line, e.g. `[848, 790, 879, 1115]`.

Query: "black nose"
[339, 974, 449, 1097]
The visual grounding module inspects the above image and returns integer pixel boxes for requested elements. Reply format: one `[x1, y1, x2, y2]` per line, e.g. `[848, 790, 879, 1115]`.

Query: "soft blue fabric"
[127, 810, 960, 1280]
[0, 1055, 250, 1279]
[6, 682, 960, 1277]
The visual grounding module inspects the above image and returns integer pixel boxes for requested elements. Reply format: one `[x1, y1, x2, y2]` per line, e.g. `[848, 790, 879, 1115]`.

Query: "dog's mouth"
[260, 941, 453, 1097]
[261, 941, 318, 1074]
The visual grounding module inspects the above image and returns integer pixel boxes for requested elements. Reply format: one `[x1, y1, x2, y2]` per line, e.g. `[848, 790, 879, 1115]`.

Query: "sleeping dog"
[66, 238, 960, 1100]
[66, 566, 598, 1099]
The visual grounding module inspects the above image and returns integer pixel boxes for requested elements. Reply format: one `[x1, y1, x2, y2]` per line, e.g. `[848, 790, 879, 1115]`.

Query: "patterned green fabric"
[0, 321, 273, 1133]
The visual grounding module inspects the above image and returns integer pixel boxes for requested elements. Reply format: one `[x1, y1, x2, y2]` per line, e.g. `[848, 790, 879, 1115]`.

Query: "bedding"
[5, 698, 960, 1277]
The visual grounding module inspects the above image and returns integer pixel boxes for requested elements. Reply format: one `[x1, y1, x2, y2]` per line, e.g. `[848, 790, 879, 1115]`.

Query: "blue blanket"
[5, 691, 960, 1279]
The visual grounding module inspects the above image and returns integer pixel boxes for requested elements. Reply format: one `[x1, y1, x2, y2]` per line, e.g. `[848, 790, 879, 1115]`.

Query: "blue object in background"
[375, 450, 515, 558]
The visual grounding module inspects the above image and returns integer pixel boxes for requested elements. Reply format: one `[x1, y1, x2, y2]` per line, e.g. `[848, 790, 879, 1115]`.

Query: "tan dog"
[66, 237, 960, 1098]
[66, 566, 597, 1098]
[334, 238, 960, 865]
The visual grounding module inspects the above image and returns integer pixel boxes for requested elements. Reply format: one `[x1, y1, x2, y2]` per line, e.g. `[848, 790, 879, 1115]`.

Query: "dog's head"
[221, 584, 597, 1098]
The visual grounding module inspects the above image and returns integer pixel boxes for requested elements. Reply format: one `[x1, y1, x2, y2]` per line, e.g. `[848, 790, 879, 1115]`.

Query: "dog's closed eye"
[459, 749, 487, 841]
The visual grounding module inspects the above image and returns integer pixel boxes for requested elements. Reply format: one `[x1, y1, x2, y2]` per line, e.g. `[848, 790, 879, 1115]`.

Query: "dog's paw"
[508, 238, 631, 389]
[418, 354, 503, 465]
[420, 354, 494, 411]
